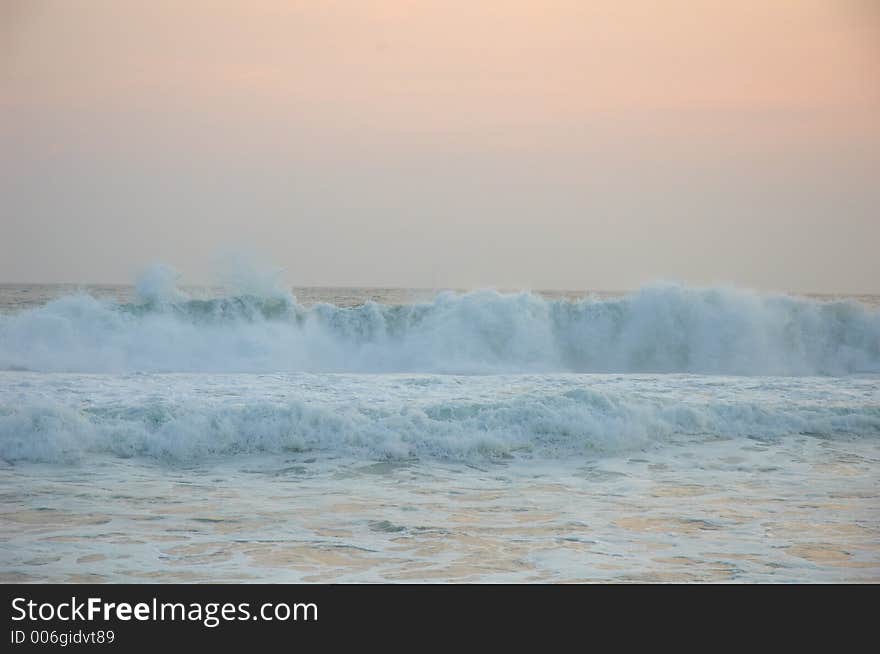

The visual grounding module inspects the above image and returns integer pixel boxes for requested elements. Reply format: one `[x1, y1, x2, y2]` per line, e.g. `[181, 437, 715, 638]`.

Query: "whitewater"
[1, 277, 878, 582]
[1, 282, 878, 377]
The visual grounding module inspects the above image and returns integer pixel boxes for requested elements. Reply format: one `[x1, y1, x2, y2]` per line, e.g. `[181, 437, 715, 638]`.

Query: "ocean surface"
[1, 279, 878, 582]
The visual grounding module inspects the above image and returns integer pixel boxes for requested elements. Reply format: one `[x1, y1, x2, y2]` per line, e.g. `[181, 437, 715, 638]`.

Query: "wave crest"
[1, 284, 878, 375]
[2, 387, 877, 463]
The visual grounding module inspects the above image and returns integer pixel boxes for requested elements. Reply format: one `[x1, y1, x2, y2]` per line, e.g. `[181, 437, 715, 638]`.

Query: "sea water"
[1, 281, 878, 582]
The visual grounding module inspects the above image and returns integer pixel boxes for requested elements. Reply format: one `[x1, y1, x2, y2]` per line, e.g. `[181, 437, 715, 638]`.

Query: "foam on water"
[1, 275, 878, 582]
[1, 372, 877, 463]
[0, 281, 878, 376]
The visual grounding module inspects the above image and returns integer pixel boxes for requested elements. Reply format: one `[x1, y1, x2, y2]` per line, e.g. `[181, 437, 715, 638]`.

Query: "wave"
[2, 387, 878, 463]
[0, 283, 878, 375]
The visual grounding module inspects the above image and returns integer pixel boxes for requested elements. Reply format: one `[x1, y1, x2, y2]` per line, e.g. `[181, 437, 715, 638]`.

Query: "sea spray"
[134, 263, 188, 305]
[0, 282, 877, 375]
[1, 374, 878, 463]
[212, 250, 293, 301]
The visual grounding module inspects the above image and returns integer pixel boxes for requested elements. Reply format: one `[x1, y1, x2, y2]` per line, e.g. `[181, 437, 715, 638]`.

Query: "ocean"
[1, 279, 878, 582]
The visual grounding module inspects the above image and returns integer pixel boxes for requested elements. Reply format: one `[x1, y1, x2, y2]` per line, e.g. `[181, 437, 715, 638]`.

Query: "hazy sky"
[2, 1, 879, 292]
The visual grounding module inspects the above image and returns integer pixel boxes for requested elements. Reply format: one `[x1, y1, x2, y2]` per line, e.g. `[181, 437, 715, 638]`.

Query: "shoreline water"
[1, 284, 878, 582]
[3, 438, 878, 583]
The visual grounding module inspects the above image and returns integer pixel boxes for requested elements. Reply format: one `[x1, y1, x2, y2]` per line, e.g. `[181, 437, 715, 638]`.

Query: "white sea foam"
[1, 372, 877, 463]
[2, 272, 878, 463]
[3, 275, 878, 583]
[0, 281, 877, 375]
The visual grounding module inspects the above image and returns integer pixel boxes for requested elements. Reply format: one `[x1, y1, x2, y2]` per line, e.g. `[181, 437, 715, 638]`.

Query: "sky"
[1, 0, 879, 292]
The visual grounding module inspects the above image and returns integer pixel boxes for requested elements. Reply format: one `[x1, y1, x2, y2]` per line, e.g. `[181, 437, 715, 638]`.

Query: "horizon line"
[0, 281, 878, 298]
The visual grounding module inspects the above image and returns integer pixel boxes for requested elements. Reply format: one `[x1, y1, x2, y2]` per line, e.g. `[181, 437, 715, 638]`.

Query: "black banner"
[1, 584, 872, 649]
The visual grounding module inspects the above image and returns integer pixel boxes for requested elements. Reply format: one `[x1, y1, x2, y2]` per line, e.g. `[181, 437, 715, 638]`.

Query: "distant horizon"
[1, 279, 878, 299]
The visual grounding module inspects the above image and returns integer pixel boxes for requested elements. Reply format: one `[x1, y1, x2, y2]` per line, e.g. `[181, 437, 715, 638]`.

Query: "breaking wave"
[2, 387, 878, 463]
[0, 283, 877, 375]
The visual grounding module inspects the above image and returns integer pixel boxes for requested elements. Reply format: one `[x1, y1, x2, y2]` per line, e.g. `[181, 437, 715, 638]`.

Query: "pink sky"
[2, 1, 879, 291]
